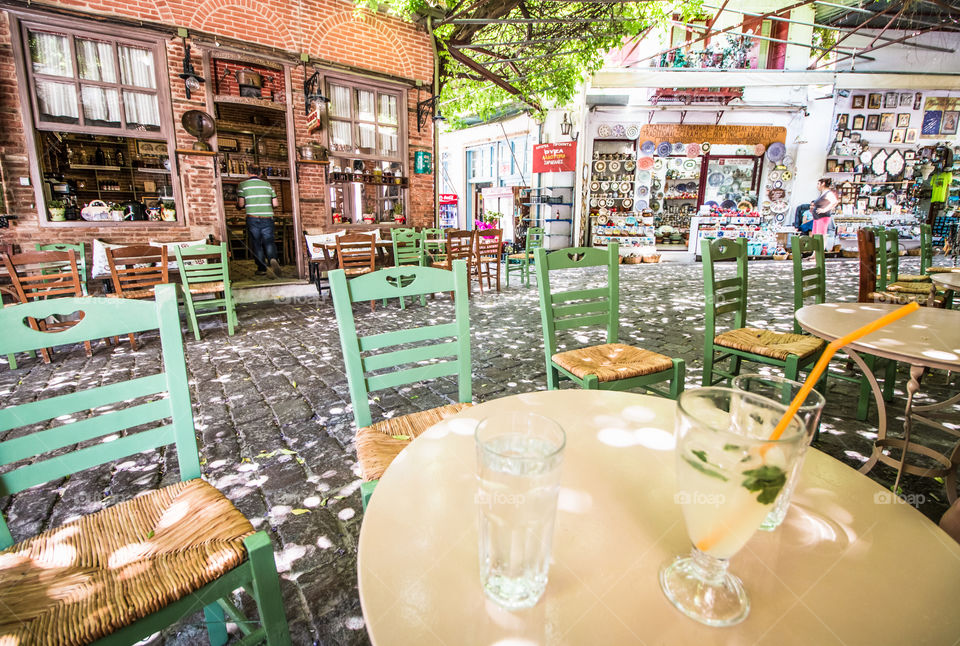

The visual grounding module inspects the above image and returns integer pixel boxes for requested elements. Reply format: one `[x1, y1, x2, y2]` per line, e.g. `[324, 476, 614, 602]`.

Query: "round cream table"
[357, 389, 960, 645]
[796, 302, 960, 500]
[931, 271, 960, 295]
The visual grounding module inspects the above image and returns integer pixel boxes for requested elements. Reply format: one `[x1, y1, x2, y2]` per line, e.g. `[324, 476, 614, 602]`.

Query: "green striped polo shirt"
[238, 178, 276, 217]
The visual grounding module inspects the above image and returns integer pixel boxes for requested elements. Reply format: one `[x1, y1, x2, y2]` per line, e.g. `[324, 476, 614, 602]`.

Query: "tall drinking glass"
[660, 387, 806, 626]
[732, 374, 826, 531]
[476, 411, 565, 610]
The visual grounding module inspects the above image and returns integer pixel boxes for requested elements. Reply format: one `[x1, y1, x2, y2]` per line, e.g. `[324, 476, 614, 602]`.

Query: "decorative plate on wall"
[641, 140, 656, 155]
[637, 157, 654, 170]
[590, 181, 600, 192]
[687, 143, 701, 158]
[771, 200, 789, 213]
[626, 125, 640, 139]
[598, 124, 612, 137]
[754, 144, 767, 156]
[781, 170, 793, 181]
[859, 149, 874, 165]
[635, 198, 648, 210]
[871, 149, 888, 176]
[653, 159, 664, 170]
[701, 142, 711, 153]
[624, 160, 636, 172]
[708, 172, 724, 186]
[657, 142, 672, 157]
[673, 142, 686, 155]
[594, 161, 606, 172]
[612, 124, 626, 138]
[622, 198, 634, 210]
[886, 149, 905, 176]
[609, 160, 621, 172]
[767, 142, 786, 162]
[637, 170, 651, 182]
[637, 185, 649, 196]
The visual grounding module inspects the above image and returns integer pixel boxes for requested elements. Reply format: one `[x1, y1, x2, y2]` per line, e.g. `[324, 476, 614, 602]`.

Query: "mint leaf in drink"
[741, 465, 787, 504]
[692, 449, 708, 462]
[723, 444, 742, 451]
[682, 455, 728, 482]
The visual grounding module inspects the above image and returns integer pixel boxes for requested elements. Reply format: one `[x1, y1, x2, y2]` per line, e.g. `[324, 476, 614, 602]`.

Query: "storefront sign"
[414, 151, 433, 174]
[533, 142, 576, 173]
[439, 193, 458, 205]
[637, 125, 785, 146]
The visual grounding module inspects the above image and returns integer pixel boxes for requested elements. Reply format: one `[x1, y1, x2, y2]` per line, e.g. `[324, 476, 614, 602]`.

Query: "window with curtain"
[325, 77, 403, 163]
[23, 25, 164, 133]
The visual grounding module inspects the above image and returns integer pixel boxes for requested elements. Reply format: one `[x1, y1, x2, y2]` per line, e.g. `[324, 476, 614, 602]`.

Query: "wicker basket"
[623, 256, 644, 264]
[642, 254, 662, 263]
[841, 250, 859, 258]
[773, 253, 789, 261]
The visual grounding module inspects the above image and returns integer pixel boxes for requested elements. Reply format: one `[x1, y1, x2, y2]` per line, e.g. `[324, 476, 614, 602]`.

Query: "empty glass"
[732, 374, 826, 530]
[475, 411, 565, 610]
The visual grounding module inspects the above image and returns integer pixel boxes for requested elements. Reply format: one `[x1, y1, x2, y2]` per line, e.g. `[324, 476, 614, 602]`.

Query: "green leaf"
[291, 508, 311, 515]
[692, 449, 708, 463]
[392, 434, 410, 440]
[146, 530, 155, 539]
[723, 444, 742, 451]
[741, 465, 787, 505]
[682, 455, 728, 482]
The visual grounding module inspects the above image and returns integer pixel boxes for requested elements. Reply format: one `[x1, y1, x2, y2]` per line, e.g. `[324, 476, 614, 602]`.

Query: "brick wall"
[0, 0, 435, 274]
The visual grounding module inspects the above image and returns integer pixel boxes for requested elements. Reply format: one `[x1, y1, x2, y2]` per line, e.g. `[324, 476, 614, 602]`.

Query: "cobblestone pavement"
[1, 256, 958, 645]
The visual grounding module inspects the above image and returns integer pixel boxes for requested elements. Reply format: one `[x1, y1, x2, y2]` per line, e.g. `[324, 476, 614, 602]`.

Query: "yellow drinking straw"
[695, 301, 920, 553]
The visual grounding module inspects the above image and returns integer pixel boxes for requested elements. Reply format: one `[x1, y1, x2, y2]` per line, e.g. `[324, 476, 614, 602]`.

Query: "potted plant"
[47, 199, 66, 221]
[109, 202, 124, 221]
[392, 202, 405, 224]
[160, 204, 177, 221]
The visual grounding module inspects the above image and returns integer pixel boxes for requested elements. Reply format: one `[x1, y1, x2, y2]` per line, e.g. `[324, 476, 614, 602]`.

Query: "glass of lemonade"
[476, 411, 565, 610]
[732, 374, 826, 531]
[660, 387, 806, 626]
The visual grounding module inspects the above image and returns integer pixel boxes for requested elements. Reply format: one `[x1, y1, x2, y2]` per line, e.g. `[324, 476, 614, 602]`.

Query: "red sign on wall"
[533, 142, 577, 173]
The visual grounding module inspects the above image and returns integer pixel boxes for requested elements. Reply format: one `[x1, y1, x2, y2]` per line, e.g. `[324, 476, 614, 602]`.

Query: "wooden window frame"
[9, 11, 184, 228]
[324, 73, 405, 165]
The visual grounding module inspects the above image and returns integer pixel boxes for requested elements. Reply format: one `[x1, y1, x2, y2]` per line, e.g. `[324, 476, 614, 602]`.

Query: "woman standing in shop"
[809, 177, 839, 236]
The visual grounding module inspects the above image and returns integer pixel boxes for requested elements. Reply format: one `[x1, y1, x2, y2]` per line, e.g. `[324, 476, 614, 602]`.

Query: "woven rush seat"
[429, 262, 448, 269]
[714, 327, 825, 361]
[507, 252, 535, 260]
[887, 281, 935, 295]
[105, 288, 156, 299]
[343, 267, 373, 277]
[187, 280, 225, 295]
[552, 343, 673, 383]
[928, 266, 960, 273]
[356, 402, 473, 481]
[0, 479, 253, 646]
[894, 273, 931, 283]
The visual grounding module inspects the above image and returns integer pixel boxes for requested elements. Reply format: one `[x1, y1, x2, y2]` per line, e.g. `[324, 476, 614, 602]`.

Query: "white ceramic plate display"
[871, 149, 888, 176]
[626, 125, 640, 139]
[624, 160, 636, 172]
[609, 160, 621, 172]
[598, 124, 612, 137]
[860, 149, 874, 165]
[886, 149, 905, 176]
[595, 161, 606, 172]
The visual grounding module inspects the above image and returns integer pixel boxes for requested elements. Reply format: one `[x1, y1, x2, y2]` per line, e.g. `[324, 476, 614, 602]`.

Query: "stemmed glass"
[660, 387, 806, 626]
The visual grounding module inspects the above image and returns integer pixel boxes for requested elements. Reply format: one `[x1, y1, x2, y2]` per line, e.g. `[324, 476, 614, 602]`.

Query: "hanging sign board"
[533, 142, 577, 173]
[414, 151, 433, 173]
[439, 193, 458, 205]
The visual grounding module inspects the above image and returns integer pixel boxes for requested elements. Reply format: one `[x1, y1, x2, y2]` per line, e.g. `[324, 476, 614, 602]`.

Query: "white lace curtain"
[329, 85, 351, 118]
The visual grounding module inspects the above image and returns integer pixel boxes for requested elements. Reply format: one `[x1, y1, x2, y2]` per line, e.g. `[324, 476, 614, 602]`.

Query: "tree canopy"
[362, 0, 701, 127]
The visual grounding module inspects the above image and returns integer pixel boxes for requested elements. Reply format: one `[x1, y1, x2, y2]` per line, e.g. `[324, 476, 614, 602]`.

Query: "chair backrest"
[476, 228, 503, 260]
[329, 261, 472, 428]
[701, 237, 748, 340]
[336, 233, 377, 273]
[422, 228, 447, 259]
[3, 250, 83, 303]
[534, 244, 620, 361]
[876, 227, 899, 287]
[445, 230, 475, 266]
[791, 235, 825, 332]
[173, 243, 230, 289]
[919, 223, 933, 274]
[526, 227, 545, 253]
[858, 228, 878, 302]
[422, 227, 444, 240]
[35, 242, 87, 290]
[106, 244, 169, 297]
[0, 284, 199, 548]
[391, 228, 423, 266]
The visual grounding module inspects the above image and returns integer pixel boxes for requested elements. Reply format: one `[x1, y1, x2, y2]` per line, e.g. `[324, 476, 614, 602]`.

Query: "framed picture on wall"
[884, 92, 898, 108]
[852, 114, 865, 130]
[866, 114, 880, 130]
[914, 92, 923, 110]
[852, 95, 866, 109]
[905, 129, 919, 144]
[942, 111, 959, 135]
[826, 159, 838, 172]
[905, 149, 916, 160]
[850, 132, 862, 143]
[891, 128, 906, 144]
[868, 93, 882, 109]
[853, 173, 862, 183]
[899, 92, 913, 107]
[879, 113, 895, 131]
[836, 113, 849, 129]
[897, 113, 911, 128]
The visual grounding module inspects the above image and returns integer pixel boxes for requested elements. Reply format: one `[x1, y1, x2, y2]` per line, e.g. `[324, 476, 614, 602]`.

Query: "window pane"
[81, 85, 120, 127]
[77, 39, 117, 83]
[118, 45, 156, 89]
[29, 31, 73, 77]
[36, 79, 78, 123]
[378, 94, 398, 125]
[378, 126, 398, 158]
[358, 122, 376, 153]
[357, 89, 375, 121]
[330, 119, 352, 151]
[122, 90, 160, 130]
[329, 84, 351, 119]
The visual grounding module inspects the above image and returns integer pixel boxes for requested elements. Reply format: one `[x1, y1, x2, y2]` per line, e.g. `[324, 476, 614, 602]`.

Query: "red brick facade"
[0, 0, 435, 275]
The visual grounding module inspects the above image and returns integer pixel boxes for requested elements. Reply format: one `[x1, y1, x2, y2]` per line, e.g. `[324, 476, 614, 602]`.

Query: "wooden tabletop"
[931, 272, 960, 291]
[357, 390, 960, 645]
[796, 302, 960, 372]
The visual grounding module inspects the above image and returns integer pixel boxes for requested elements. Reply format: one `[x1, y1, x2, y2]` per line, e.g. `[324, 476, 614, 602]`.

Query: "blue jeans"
[247, 217, 278, 271]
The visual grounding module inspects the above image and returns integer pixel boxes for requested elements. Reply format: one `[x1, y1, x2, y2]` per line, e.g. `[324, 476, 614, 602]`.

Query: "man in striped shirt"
[238, 168, 282, 278]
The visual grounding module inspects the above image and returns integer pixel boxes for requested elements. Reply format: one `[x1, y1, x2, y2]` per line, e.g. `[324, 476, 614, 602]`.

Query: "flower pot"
[161, 207, 177, 221]
[48, 207, 66, 221]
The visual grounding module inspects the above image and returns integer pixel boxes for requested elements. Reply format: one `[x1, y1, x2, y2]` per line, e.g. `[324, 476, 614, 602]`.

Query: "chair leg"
[546, 364, 560, 390]
[203, 603, 229, 646]
[785, 355, 800, 383]
[883, 359, 897, 402]
[583, 374, 600, 390]
[83, 340, 93, 357]
[243, 532, 292, 645]
[669, 359, 686, 400]
[702, 346, 715, 387]
[6, 353, 17, 370]
[857, 354, 875, 421]
[361, 480, 378, 511]
[729, 355, 742, 384]
[184, 295, 201, 341]
[128, 333, 138, 351]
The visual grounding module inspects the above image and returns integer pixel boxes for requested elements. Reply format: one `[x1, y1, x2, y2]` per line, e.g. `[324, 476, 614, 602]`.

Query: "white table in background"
[357, 390, 960, 645]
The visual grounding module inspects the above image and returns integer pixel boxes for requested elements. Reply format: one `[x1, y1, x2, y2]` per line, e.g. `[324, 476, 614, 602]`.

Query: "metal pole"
[429, 16, 440, 227]
[813, 0, 960, 32]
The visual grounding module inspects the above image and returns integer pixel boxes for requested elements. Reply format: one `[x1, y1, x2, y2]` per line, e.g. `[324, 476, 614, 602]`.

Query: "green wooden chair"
[173, 242, 238, 340]
[391, 228, 426, 309]
[330, 261, 472, 510]
[876, 228, 941, 303]
[792, 234, 893, 421]
[702, 237, 825, 386]
[505, 226, 544, 287]
[421, 227, 446, 265]
[534, 243, 684, 398]
[36, 242, 88, 294]
[921, 223, 960, 277]
[0, 284, 290, 646]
